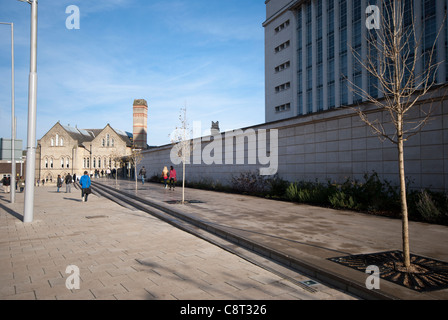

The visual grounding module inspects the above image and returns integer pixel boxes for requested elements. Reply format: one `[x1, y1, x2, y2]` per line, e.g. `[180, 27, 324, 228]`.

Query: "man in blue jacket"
[79, 171, 91, 202]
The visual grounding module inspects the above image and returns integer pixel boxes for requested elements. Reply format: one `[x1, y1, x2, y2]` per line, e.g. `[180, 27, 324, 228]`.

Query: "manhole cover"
[329, 250, 448, 292]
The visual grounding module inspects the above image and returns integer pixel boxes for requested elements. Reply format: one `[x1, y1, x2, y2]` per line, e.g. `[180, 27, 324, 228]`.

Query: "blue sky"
[0, 0, 266, 148]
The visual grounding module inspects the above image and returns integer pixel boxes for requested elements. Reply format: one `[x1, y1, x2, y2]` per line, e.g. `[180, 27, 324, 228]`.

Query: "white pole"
[0, 22, 15, 203]
[23, 0, 38, 223]
[11, 23, 16, 204]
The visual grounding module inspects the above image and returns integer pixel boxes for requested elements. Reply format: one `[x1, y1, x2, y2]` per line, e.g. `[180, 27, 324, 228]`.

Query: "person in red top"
[169, 166, 176, 190]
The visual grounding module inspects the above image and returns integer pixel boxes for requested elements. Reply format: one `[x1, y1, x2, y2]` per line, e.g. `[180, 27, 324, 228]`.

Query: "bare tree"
[111, 152, 125, 188]
[349, 1, 445, 269]
[170, 106, 192, 204]
[128, 145, 143, 191]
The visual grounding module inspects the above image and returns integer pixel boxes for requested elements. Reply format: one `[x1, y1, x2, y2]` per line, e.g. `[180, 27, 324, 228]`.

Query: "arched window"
[56, 134, 59, 146]
[93, 157, 96, 168]
[60, 137, 64, 146]
[51, 138, 54, 147]
[102, 139, 105, 147]
[61, 157, 64, 168]
[66, 158, 69, 168]
[83, 158, 86, 168]
[106, 134, 110, 147]
[50, 158, 53, 168]
[111, 138, 115, 147]
[45, 158, 48, 168]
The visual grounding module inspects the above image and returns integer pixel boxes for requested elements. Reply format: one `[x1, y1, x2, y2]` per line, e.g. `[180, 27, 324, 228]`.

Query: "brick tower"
[132, 99, 148, 149]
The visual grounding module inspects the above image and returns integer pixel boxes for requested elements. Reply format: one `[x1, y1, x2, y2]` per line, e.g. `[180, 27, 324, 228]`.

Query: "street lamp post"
[21, 0, 38, 223]
[0, 22, 16, 204]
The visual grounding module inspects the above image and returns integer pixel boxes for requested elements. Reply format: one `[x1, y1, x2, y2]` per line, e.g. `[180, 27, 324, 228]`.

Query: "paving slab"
[94, 178, 448, 300]
[0, 184, 354, 301]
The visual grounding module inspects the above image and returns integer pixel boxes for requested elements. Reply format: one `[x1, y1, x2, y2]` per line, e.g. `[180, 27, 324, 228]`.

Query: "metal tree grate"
[328, 250, 448, 292]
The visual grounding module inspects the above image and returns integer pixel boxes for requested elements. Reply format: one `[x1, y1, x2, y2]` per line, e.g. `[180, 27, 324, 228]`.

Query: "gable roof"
[41, 122, 133, 147]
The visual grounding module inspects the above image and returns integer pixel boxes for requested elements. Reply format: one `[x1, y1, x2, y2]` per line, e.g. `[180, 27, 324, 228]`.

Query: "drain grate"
[329, 250, 448, 292]
[300, 280, 319, 286]
[164, 200, 204, 204]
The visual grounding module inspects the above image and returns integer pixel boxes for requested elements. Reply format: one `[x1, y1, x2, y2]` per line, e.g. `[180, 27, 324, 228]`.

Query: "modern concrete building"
[137, 1, 448, 192]
[263, 0, 448, 123]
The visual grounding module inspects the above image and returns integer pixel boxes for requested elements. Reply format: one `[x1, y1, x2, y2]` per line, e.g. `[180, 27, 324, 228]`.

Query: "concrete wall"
[139, 93, 448, 192]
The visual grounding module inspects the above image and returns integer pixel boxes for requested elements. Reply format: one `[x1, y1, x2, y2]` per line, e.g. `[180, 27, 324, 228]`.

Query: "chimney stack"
[133, 99, 148, 149]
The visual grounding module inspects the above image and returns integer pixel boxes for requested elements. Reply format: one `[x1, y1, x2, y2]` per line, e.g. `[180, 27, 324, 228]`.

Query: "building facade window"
[422, 0, 437, 82]
[275, 61, 291, 73]
[327, 0, 335, 109]
[275, 82, 291, 93]
[265, 0, 447, 122]
[274, 40, 290, 53]
[352, 0, 363, 104]
[275, 19, 290, 33]
[275, 103, 291, 112]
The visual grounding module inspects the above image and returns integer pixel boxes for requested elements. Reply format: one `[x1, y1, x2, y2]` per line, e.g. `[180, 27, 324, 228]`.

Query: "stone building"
[35, 99, 148, 183]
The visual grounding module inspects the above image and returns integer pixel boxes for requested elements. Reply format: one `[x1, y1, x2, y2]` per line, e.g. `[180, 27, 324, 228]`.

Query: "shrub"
[230, 171, 269, 195]
[336, 172, 400, 213]
[329, 191, 359, 210]
[285, 181, 334, 205]
[266, 174, 289, 198]
[412, 190, 448, 224]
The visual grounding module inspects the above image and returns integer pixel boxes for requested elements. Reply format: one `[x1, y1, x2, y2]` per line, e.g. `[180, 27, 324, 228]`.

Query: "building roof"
[40, 123, 134, 147]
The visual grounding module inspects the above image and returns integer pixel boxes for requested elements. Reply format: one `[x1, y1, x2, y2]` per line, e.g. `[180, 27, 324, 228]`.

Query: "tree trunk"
[398, 129, 411, 268]
[182, 161, 185, 204]
[135, 166, 138, 191]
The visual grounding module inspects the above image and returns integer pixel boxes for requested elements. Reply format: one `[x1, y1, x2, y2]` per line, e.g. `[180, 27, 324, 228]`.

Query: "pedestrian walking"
[169, 166, 176, 190]
[2, 176, 10, 193]
[139, 166, 147, 185]
[57, 175, 63, 193]
[65, 173, 73, 193]
[162, 166, 169, 189]
[79, 171, 92, 202]
[18, 176, 25, 192]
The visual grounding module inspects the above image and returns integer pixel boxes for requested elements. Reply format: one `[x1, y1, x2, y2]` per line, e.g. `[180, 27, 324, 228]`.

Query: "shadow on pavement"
[0, 201, 23, 221]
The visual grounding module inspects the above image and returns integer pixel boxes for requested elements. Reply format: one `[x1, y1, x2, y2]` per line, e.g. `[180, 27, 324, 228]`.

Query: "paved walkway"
[97, 178, 448, 300]
[0, 182, 355, 300]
